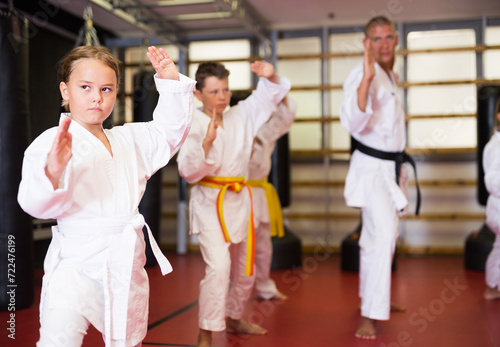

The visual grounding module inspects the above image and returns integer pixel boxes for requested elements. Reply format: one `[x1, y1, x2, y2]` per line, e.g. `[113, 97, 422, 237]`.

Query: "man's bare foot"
[391, 302, 406, 312]
[355, 317, 377, 340]
[226, 317, 267, 335]
[197, 329, 211, 347]
[484, 286, 500, 300]
[357, 302, 405, 312]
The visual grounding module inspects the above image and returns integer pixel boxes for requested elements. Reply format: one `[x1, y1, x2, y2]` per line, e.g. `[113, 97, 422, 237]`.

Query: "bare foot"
[197, 329, 211, 347]
[259, 291, 288, 301]
[226, 317, 267, 335]
[271, 291, 288, 301]
[391, 302, 406, 312]
[484, 286, 500, 300]
[355, 317, 377, 340]
[357, 301, 405, 312]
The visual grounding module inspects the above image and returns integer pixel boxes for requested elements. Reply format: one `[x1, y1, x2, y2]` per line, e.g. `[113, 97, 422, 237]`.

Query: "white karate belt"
[44, 214, 172, 346]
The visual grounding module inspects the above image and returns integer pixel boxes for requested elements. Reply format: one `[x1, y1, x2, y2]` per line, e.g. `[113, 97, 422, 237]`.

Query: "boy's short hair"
[195, 62, 230, 91]
[364, 15, 396, 37]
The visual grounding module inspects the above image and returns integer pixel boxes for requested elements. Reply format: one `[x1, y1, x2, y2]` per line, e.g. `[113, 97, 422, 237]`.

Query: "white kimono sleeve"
[177, 111, 219, 184]
[127, 73, 196, 178]
[256, 98, 296, 146]
[17, 127, 74, 219]
[238, 76, 291, 138]
[339, 61, 373, 134]
[484, 133, 500, 233]
[484, 134, 500, 198]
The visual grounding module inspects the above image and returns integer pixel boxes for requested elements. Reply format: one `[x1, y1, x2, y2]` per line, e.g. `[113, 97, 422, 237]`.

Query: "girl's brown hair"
[58, 45, 122, 110]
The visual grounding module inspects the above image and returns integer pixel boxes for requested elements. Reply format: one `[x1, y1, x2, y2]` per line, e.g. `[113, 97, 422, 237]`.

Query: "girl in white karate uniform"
[483, 111, 500, 300]
[18, 45, 195, 347]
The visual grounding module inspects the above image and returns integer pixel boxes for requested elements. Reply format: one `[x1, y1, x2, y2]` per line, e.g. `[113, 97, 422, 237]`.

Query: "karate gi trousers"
[486, 232, 500, 289]
[254, 221, 279, 299]
[359, 171, 399, 321]
[197, 228, 255, 331]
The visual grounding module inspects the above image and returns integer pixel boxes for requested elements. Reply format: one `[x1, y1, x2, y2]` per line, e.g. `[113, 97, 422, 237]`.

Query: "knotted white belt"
[44, 214, 172, 346]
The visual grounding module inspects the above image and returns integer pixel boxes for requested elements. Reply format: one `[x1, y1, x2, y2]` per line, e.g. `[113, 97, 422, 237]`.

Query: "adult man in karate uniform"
[340, 15, 414, 339]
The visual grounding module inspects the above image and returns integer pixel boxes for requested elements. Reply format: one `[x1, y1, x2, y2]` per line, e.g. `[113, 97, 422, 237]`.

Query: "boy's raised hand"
[147, 46, 179, 81]
[251, 61, 278, 83]
[45, 115, 72, 190]
[202, 108, 220, 158]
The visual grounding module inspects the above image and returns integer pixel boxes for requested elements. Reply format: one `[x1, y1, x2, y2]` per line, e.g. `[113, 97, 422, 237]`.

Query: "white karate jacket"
[177, 76, 291, 243]
[340, 60, 408, 211]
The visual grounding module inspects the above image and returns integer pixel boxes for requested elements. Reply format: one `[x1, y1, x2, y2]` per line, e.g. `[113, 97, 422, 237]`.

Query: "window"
[406, 29, 477, 150]
[484, 26, 500, 79]
[277, 37, 322, 152]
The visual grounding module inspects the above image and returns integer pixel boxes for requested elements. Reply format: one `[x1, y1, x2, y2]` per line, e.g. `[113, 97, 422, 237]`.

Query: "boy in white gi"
[483, 111, 500, 301]
[248, 96, 296, 301]
[340, 16, 419, 339]
[177, 61, 290, 347]
[18, 45, 195, 346]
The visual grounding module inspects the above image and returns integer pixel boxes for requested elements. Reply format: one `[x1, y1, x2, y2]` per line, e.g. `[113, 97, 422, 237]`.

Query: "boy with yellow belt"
[177, 61, 290, 347]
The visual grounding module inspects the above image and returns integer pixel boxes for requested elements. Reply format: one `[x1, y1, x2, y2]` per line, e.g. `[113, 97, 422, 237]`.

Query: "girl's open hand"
[45, 116, 72, 189]
[146, 46, 179, 81]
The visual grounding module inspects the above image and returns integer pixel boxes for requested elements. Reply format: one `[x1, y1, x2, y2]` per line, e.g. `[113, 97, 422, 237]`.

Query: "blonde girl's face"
[59, 58, 117, 132]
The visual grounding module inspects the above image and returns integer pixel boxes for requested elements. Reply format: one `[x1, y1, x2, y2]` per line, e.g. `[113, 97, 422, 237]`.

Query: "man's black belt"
[352, 138, 421, 215]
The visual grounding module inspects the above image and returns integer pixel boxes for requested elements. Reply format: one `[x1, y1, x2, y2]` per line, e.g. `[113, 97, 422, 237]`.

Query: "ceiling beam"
[90, 0, 187, 51]
[212, 0, 270, 43]
[113, 0, 215, 10]
[181, 26, 259, 41]
[144, 11, 233, 22]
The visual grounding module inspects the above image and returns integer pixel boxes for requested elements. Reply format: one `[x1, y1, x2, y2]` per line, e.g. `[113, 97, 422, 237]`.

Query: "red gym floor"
[2, 252, 499, 347]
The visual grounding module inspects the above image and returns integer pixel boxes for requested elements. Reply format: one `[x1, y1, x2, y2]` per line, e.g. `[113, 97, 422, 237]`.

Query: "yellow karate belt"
[198, 176, 255, 276]
[247, 178, 285, 238]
